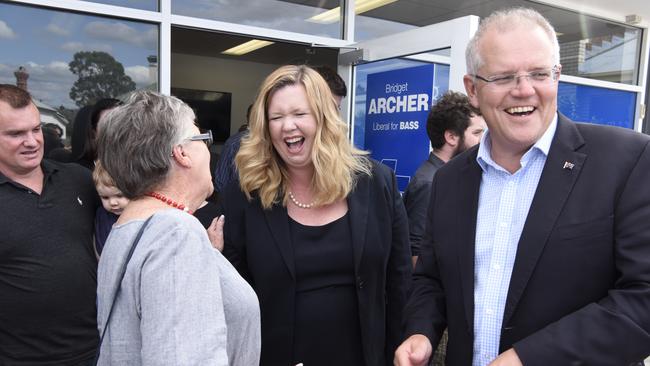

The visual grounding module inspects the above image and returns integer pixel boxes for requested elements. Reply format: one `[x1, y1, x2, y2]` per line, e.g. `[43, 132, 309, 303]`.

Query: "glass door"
[339, 15, 479, 191]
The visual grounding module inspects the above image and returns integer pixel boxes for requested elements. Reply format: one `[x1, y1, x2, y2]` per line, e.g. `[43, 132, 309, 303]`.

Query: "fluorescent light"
[308, 7, 340, 23]
[308, 0, 398, 24]
[356, 0, 398, 14]
[222, 40, 274, 56]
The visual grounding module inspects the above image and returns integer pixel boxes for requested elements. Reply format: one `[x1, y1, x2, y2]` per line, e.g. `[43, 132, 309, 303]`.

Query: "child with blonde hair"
[93, 160, 129, 255]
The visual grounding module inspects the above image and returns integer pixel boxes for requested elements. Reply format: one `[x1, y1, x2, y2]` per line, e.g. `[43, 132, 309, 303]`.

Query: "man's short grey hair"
[466, 7, 561, 76]
[96, 90, 196, 199]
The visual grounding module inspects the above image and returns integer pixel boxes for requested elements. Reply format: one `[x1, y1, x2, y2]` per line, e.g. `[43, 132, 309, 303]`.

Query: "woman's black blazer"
[222, 160, 412, 365]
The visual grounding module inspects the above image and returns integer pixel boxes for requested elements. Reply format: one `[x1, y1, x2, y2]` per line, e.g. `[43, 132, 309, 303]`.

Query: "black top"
[289, 212, 364, 366]
[193, 200, 223, 229]
[222, 160, 411, 366]
[0, 160, 100, 364]
[213, 130, 246, 194]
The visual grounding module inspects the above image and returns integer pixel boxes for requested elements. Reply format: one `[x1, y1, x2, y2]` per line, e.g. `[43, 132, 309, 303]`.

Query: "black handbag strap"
[94, 215, 154, 365]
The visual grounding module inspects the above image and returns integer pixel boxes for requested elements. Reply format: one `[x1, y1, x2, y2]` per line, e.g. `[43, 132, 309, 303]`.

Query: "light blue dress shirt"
[472, 116, 557, 366]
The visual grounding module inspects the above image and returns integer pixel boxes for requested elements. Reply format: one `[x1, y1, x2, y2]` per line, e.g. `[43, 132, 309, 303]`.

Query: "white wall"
[171, 52, 278, 145]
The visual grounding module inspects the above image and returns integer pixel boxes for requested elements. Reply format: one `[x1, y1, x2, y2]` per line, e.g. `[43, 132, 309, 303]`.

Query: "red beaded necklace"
[145, 192, 193, 214]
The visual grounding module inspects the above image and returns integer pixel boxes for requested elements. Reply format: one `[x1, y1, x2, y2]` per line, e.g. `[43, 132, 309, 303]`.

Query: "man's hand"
[487, 348, 523, 366]
[394, 334, 432, 366]
[207, 215, 225, 252]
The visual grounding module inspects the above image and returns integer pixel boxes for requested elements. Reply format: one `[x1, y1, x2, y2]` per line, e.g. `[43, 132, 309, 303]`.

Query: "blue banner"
[364, 64, 434, 191]
[558, 82, 635, 129]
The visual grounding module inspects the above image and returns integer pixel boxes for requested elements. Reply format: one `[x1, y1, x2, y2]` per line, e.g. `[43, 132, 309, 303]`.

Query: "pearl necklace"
[146, 192, 193, 214]
[288, 191, 314, 209]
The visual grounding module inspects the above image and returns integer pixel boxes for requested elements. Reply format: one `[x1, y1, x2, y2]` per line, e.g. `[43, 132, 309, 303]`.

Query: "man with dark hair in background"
[313, 65, 347, 107]
[0, 84, 99, 365]
[403, 91, 485, 266]
[213, 103, 252, 195]
[402, 91, 485, 366]
[42, 123, 64, 157]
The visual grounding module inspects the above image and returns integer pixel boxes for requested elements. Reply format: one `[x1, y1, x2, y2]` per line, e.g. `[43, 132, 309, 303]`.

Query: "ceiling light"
[222, 40, 274, 56]
[308, 0, 398, 24]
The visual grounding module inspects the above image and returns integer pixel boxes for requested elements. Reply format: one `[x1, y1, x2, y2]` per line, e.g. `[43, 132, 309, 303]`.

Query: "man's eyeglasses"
[472, 65, 560, 90]
[186, 130, 213, 148]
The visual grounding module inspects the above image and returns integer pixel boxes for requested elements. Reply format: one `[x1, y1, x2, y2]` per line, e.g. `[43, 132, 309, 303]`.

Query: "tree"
[68, 51, 135, 107]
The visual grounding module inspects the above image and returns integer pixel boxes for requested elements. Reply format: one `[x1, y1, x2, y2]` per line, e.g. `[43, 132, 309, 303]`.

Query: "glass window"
[354, 59, 426, 149]
[0, 2, 158, 146]
[353, 58, 449, 148]
[558, 20, 641, 85]
[352, 58, 449, 190]
[75, 0, 158, 11]
[558, 82, 636, 129]
[172, 0, 343, 39]
[0, 3, 158, 136]
[354, 1, 418, 41]
[351, 1, 642, 85]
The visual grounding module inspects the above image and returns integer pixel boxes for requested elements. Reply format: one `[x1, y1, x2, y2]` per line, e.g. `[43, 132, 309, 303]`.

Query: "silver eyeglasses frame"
[472, 65, 560, 88]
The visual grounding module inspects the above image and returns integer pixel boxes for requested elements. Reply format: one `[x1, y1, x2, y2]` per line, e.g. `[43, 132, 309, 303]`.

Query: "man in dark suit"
[395, 7, 650, 366]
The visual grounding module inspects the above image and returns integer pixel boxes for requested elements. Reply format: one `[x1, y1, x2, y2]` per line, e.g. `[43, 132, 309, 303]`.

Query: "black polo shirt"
[0, 160, 100, 365]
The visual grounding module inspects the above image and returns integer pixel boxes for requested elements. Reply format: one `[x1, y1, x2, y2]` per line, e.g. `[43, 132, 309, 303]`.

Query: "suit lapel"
[260, 171, 372, 280]
[348, 173, 370, 273]
[502, 115, 586, 325]
[457, 149, 483, 335]
[263, 203, 296, 279]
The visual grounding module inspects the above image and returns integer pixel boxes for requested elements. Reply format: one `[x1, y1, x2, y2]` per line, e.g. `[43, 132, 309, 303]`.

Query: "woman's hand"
[207, 215, 225, 252]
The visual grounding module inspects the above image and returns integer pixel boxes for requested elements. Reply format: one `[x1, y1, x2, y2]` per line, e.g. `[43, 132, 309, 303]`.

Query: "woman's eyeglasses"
[186, 130, 213, 148]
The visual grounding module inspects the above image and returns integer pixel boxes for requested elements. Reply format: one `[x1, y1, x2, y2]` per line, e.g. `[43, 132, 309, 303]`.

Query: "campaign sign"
[364, 64, 434, 191]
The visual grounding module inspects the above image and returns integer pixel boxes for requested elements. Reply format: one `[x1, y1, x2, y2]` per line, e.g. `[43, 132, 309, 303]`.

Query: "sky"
[0, 2, 157, 109]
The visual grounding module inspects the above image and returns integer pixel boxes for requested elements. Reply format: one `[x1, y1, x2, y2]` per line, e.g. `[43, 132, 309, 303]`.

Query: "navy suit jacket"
[404, 114, 650, 365]
[223, 160, 412, 366]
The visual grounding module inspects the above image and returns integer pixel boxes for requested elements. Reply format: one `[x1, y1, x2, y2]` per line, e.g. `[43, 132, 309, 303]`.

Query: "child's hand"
[207, 215, 225, 252]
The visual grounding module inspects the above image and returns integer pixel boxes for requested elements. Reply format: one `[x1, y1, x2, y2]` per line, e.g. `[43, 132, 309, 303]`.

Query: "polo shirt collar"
[0, 159, 59, 185]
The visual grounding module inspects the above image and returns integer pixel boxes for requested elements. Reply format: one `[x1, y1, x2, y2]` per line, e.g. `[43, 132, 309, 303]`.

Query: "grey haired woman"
[95, 91, 260, 365]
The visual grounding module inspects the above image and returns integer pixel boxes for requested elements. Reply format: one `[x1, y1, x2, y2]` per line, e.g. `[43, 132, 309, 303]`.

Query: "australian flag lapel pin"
[563, 161, 575, 170]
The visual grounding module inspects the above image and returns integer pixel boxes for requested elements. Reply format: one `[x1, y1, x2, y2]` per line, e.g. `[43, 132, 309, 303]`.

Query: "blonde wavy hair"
[236, 65, 371, 209]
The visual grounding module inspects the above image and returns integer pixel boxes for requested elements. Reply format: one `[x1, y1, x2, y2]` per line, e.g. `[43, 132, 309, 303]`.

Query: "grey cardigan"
[97, 209, 260, 365]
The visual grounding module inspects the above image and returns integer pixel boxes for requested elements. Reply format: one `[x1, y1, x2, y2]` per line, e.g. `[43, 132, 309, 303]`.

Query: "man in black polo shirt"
[0, 84, 99, 365]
